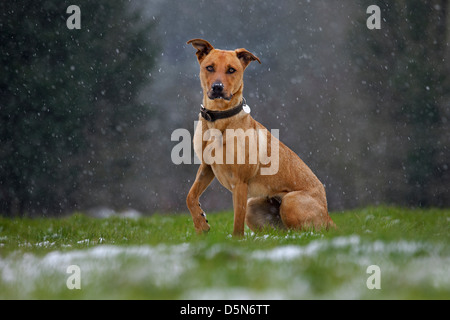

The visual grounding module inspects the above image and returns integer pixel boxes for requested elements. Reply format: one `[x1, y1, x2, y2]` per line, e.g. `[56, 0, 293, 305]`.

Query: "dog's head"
[187, 39, 261, 101]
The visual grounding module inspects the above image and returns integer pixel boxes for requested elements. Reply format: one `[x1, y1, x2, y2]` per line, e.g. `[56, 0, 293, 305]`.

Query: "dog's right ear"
[187, 39, 214, 63]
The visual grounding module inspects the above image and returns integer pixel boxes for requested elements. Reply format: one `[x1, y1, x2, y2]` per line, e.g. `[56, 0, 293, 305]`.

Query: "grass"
[0, 206, 449, 299]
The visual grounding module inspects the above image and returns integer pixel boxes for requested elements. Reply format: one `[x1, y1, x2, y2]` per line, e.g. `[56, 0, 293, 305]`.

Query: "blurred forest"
[0, 0, 449, 217]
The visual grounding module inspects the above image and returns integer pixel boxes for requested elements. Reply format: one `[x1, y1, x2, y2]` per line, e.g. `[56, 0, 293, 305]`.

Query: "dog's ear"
[187, 39, 214, 63]
[235, 48, 261, 69]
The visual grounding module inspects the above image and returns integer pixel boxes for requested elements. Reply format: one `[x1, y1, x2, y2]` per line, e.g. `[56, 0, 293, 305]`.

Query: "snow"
[0, 243, 193, 296]
[252, 235, 439, 262]
[0, 237, 448, 299]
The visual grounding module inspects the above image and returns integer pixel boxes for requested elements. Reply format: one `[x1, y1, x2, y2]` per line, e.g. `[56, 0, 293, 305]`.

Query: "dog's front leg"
[186, 163, 215, 234]
[232, 182, 248, 237]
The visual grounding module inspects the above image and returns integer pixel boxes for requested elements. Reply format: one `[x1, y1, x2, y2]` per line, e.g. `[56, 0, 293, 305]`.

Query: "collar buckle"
[200, 105, 213, 122]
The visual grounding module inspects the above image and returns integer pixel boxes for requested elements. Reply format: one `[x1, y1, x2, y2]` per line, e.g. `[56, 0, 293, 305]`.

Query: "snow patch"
[0, 243, 193, 296]
[253, 235, 438, 261]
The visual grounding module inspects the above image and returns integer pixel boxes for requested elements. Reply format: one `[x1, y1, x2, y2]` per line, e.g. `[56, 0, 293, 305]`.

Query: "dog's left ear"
[235, 48, 261, 69]
[187, 39, 214, 63]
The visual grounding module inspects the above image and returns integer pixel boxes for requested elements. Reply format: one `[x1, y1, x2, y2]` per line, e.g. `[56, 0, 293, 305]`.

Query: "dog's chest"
[193, 120, 260, 190]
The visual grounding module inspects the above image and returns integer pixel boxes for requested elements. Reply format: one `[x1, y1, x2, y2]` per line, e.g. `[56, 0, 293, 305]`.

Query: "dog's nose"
[211, 82, 224, 93]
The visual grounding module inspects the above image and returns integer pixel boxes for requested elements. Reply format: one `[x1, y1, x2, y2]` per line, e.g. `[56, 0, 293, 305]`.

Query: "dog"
[186, 39, 335, 236]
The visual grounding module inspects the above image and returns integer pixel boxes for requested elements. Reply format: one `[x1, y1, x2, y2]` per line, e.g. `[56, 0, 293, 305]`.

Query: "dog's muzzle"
[208, 82, 231, 100]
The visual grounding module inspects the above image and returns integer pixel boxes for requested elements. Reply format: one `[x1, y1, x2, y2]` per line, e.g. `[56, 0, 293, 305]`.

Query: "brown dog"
[186, 39, 334, 236]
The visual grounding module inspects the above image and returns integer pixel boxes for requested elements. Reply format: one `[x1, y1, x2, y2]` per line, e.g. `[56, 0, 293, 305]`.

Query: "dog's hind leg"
[245, 196, 286, 232]
[279, 191, 334, 230]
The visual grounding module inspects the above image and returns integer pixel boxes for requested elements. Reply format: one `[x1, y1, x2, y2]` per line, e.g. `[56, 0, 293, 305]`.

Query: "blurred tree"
[348, 0, 449, 206]
[0, 1, 158, 216]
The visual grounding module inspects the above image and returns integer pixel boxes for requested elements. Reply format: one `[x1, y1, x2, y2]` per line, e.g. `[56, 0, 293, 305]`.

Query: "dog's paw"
[200, 212, 209, 223]
[194, 212, 210, 234]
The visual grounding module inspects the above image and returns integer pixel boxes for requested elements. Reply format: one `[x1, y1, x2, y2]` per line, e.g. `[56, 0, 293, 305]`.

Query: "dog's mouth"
[207, 91, 232, 101]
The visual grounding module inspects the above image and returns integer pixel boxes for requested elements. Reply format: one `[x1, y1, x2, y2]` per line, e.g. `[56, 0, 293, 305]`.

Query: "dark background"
[1, 0, 449, 216]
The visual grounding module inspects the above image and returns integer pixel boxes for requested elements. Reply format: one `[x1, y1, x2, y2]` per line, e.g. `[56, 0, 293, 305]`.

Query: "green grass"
[0, 206, 449, 299]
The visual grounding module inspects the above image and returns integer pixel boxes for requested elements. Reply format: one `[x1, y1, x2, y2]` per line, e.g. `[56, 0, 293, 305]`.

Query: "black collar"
[200, 99, 245, 122]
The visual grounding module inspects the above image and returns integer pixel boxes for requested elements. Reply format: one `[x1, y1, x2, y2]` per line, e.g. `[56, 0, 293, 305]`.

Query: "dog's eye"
[206, 65, 214, 72]
[227, 67, 236, 74]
